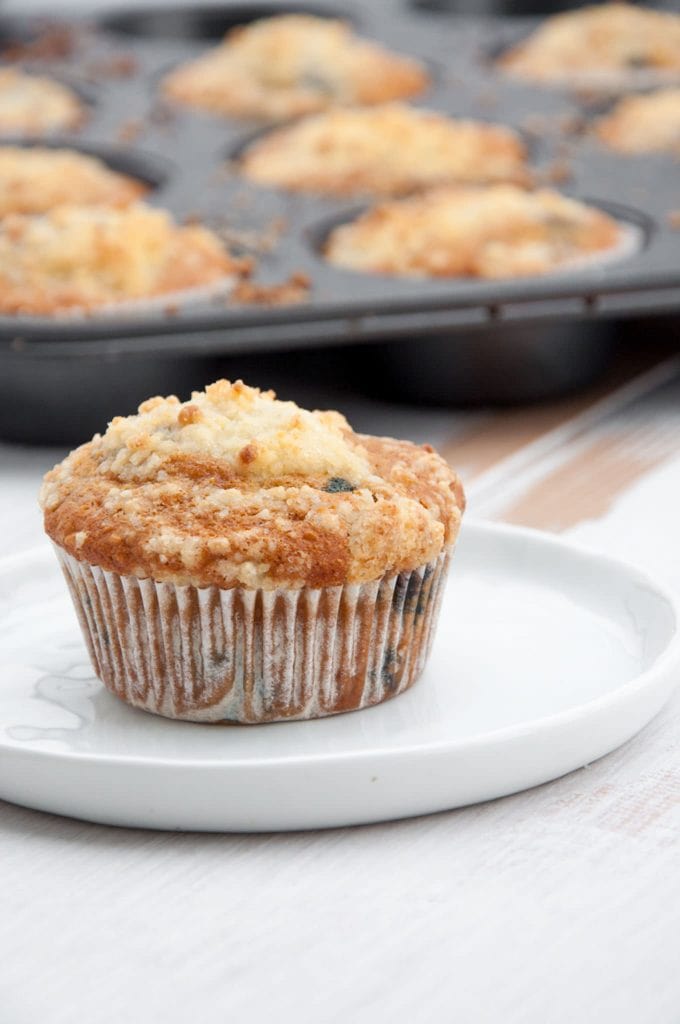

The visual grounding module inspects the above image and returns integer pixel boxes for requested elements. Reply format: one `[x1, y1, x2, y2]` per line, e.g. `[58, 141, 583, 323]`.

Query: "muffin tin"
[2, 0, 680, 442]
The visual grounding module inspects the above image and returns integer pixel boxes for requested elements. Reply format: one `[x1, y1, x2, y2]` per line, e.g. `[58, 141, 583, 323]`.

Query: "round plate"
[1, 522, 678, 832]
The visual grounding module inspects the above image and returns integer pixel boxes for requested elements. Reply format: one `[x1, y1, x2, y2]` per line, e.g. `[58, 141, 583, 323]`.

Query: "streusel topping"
[0, 146, 147, 217]
[596, 88, 680, 153]
[41, 380, 464, 589]
[0, 203, 239, 315]
[500, 3, 680, 88]
[325, 185, 623, 279]
[162, 15, 428, 122]
[0, 68, 85, 133]
[240, 103, 529, 196]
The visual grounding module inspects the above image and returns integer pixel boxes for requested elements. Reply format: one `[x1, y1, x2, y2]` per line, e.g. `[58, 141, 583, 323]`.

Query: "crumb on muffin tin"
[240, 103, 530, 197]
[161, 14, 429, 122]
[229, 270, 311, 306]
[41, 379, 464, 590]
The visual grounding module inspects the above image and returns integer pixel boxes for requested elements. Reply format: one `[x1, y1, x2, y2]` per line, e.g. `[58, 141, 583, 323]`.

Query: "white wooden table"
[2, 342, 680, 1024]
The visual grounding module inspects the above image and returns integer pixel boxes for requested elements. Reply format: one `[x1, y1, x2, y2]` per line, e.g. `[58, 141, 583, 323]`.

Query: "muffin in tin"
[40, 380, 465, 723]
[0, 146, 148, 217]
[240, 103, 530, 197]
[595, 88, 680, 154]
[325, 185, 627, 279]
[0, 68, 85, 134]
[0, 203, 240, 316]
[162, 14, 429, 122]
[499, 3, 680, 91]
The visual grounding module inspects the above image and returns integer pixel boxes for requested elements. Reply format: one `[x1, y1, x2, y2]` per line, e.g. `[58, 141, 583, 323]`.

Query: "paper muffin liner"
[55, 546, 451, 723]
[11, 275, 237, 325]
[548, 221, 642, 276]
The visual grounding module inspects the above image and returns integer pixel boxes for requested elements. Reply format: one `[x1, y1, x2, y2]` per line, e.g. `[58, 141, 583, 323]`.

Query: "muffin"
[40, 380, 464, 723]
[240, 103, 530, 197]
[161, 14, 429, 122]
[0, 67, 85, 134]
[595, 88, 680, 154]
[325, 185, 626, 279]
[0, 146, 148, 217]
[0, 203, 241, 316]
[499, 3, 680, 90]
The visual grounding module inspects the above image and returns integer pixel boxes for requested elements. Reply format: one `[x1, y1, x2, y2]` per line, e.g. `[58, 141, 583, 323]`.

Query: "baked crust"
[41, 380, 465, 589]
[0, 68, 85, 133]
[0, 203, 239, 315]
[500, 3, 680, 88]
[0, 146, 148, 217]
[325, 185, 623, 279]
[240, 103, 529, 197]
[162, 15, 428, 122]
[595, 88, 680, 153]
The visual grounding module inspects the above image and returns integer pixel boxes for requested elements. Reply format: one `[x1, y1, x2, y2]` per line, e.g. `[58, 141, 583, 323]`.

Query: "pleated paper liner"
[25, 276, 237, 323]
[55, 546, 451, 723]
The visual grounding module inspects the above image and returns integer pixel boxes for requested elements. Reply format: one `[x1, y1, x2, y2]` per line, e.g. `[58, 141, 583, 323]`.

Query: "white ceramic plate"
[1, 522, 678, 832]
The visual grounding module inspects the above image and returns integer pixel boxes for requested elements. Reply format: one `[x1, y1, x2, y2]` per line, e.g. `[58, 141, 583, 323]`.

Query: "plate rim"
[2, 519, 679, 771]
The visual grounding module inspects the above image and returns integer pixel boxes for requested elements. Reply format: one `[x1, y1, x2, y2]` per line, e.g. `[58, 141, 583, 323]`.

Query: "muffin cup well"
[55, 545, 451, 723]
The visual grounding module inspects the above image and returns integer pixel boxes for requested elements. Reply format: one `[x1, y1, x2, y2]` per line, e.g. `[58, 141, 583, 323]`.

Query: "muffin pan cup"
[2, 0, 680, 439]
[56, 545, 450, 724]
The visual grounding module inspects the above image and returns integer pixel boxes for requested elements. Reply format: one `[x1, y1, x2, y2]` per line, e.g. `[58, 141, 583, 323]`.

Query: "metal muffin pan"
[1, 0, 680, 442]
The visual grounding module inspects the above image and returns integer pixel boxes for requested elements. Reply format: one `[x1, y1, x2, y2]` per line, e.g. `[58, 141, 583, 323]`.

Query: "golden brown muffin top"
[162, 14, 428, 122]
[595, 88, 680, 153]
[325, 185, 625, 279]
[0, 68, 85, 133]
[500, 3, 680, 89]
[0, 203, 240, 316]
[41, 380, 464, 590]
[240, 103, 529, 197]
[0, 146, 148, 217]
